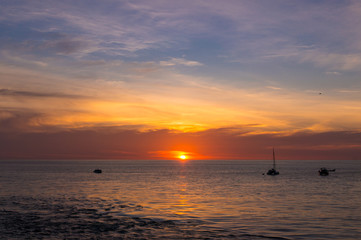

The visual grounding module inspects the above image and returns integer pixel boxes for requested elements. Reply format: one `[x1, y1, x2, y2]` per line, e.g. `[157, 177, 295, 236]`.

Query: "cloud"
[0, 50, 49, 68]
[325, 71, 341, 75]
[336, 90, 360, 93]
[2, 0, 361, 71]
[300, 50, 361, 71]
[1, 56, 361, 135]
[0, 108, 45, 132]
[0, 88, 86, 99]
[41, 36, 89, 55]
[0, 30, 91, 58]
[0, 0, 361, 139]
[266, 86, 282, 90]
[259, 45, 361, 72]
[159, 58, 203, 67]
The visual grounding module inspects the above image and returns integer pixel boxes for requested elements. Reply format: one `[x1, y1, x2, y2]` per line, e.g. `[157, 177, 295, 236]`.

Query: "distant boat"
[318, 168, 335, 176]
[266, 148, 279, 175]
[93, 169, 102, 174]
[318, 168, 329, 176]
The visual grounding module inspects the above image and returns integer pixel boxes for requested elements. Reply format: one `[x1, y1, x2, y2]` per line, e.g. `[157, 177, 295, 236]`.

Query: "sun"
[179, 155, 187, 160]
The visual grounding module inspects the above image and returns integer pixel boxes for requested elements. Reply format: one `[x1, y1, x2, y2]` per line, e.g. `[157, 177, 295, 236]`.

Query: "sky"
[1, 0, 361, 160]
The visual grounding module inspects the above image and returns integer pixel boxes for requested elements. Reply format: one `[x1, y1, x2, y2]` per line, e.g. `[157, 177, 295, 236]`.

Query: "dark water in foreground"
[0, 160, 360, 239]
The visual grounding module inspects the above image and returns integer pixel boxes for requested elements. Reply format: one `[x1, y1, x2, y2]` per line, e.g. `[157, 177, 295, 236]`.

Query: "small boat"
[319, 168, 335, 176]
[266, 148, 279, 175]
[93, 169, 102, 174]
[318, 168, 329, 176]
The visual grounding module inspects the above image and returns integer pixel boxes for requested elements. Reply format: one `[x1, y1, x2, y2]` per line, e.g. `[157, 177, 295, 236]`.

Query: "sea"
[0, 159, 360, 239]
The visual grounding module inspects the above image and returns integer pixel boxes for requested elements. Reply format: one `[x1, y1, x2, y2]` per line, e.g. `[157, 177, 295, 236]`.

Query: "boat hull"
[318, 168, 329, 176]
[266, 168, 279, 175]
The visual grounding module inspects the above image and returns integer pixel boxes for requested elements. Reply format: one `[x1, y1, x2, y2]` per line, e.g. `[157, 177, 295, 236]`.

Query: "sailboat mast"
[273, 148, 276, 169]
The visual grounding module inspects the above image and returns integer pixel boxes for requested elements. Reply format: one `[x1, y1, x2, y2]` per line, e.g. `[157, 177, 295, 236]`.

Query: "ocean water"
[0, 159, 360, 239]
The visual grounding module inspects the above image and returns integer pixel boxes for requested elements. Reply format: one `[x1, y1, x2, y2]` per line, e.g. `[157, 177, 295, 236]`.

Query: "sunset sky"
[1, 0, 361, 160]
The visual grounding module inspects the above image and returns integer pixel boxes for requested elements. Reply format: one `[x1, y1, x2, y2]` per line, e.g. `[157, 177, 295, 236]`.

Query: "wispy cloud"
[0, 0, 361, 138]
[325, 71, 341, 75]
[300, 50, 361, 71]
[266, 86, 282, 90]
[2, 0, 361, 71]
[336, 89, 360, 93]
[0, 89, 86, 99]
[159, 58, 203, 67]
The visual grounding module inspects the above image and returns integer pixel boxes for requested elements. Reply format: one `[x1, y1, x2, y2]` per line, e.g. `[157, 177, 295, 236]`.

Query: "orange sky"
[1, 1, 361, 160]
[0, 126, 360, 160]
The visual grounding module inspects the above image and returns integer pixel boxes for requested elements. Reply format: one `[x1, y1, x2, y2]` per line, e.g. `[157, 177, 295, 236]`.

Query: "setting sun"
[179, 155, 187, 160]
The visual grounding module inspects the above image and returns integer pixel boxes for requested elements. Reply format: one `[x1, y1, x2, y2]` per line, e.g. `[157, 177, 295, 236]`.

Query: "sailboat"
[266, 148, 279, 175]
